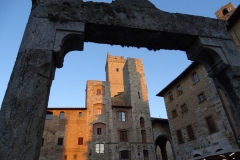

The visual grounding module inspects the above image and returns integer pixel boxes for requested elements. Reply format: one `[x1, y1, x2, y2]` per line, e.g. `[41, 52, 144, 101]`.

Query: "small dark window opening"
[57, 137, 64, 145]
[64, 155, 67, 160]
[186, 125, 195, 140]
[143, 150, 149, 160]
[222, 8, 229, 15]
[176, 130, 184, 144]
[172, 109, 177, 118]
[97, 128, 102, 135]
[206, 116, 217, 133]
[78, 137, 83, 145]
[116, 68, 119, 72]
[141, 130, 147, 143]
[140, 117, 145, 128]
[120, 150, 129, 159]
[138, 91, 141, 99]
[46, 111, 53, 119]
[181, 104, 188, 113]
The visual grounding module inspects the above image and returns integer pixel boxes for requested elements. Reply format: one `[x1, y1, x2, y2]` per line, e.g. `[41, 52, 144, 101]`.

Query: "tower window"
[119, 131, 128, 142]
[95, 143, 104, 153]
[141, 130, 147, 143]
[222, 8, 229, 15]
[186, 125, 195, 140]
[97, 108, 102, 115]
[116, 68, 119, 72]
[118, 112, 126, 121]
[97, 89, 101, 95]
[140, 117, 145, 128]
[97, 128, 102, 135]
[138, 91, 141, 99]
[57, 137, 64, 145]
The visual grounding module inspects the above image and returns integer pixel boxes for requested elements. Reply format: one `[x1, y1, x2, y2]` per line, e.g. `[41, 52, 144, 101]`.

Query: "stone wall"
[161, 63, 238, 159]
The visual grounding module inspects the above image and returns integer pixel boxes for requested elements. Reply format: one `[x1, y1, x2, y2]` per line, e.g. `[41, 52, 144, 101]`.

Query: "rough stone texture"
[158, 63, 240, 160]
[1, 0, 240, 159]
[0, 49, 55, 160]
[31, 1, 230, 51]
[39, 55, 168, 160]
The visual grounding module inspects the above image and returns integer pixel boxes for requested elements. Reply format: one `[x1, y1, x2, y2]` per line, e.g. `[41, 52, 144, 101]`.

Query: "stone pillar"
[0, 6, 84, 159]
[187, 37, 240, 127]
[161, 151, 168, 160]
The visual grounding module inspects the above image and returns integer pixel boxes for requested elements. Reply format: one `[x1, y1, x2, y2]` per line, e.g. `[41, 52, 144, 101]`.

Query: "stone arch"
[155, 134, 174, 160]
[187, 45, 229, 78]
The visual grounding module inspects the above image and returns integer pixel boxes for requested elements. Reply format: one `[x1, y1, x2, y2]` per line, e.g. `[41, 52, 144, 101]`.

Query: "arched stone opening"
[1, 1, 240, 160]
[155, 135, 173, 160]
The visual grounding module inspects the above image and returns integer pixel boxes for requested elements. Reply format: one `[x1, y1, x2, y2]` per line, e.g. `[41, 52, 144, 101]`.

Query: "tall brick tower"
[105, 52, 126, 97]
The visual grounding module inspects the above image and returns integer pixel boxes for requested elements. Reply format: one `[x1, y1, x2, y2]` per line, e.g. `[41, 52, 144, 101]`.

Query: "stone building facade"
[157, 62, 240, 160]
[39, 53, 173, 160]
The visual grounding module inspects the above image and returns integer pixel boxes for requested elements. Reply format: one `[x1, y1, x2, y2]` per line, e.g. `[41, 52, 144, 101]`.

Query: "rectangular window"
[168, 91, 173, 101]
[97, 89, 101, 95]
[141, 130, 147, 143]
[192, 72, 199, 83]
[95, 143, 104, 153]
[78, 112, 82, 117]
[78, 137, 83, 145]
[176, 130, 184, 144]
[97, 128, 102, 135]
[176, 85, 183, 95]
[206, 116, 217, 133]
[64, 155, 67, 160]
[42, 138, 44, 146]
[120, 131, 128, 142]
[57, 137, 64, 145]
[172, 109, 177, 118]
[186, 125, 195, 140]
[198, 93, 206, 102]
[138, 91, 141, 99]
[97, 108, 102, 115]
[181, 104, 188, 113]
[118, 112, 126, 121]
[143, 150, 149, 160]
[46, 111, 53, 119]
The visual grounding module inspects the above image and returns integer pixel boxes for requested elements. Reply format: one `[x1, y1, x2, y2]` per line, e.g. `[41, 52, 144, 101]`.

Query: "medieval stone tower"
[40, 53, 156, 160]
[85, 53, 156, 160]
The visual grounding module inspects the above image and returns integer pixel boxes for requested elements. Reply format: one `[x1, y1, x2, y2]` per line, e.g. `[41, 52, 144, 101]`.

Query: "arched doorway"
[155, 135, 174, 160]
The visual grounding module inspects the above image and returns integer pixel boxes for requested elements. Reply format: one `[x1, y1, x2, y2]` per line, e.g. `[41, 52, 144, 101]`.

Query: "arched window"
[59, 111, 65, 119]
[140, 117, 145, 128]
[222, 8, 229, 15]
[78, 112, 82, 117]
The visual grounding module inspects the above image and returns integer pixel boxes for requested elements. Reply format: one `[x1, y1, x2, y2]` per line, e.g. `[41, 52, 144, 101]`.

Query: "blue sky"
[0, 0, 239, 118]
